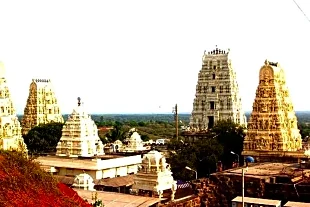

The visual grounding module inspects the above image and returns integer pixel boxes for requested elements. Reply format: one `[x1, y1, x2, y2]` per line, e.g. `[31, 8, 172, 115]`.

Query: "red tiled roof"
[53, 175, 75, 185]
[95, 175, 135, 187]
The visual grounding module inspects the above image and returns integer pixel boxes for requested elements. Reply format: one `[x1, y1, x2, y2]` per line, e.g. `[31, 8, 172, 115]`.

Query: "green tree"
[106, 123, 126, 142]
[169, 138, 223, 180]
[140, 134, 150, 141]
[211, 120, 246, 166]
[23, 122, 64, 154]
[168, 120, 245, 180]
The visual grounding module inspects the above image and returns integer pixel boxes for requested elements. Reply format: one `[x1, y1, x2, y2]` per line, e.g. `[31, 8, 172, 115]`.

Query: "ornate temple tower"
[131, 150, 177, 200]
[0, 62, 27, 153]
[56, 98, 104, 157]
[189, 47, 246, 131]
[21, 79, 64, 135]
[242, 60, 302, 159]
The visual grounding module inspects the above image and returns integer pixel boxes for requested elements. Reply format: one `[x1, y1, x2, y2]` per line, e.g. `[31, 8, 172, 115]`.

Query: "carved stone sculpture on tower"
[131, 150, 177, 200]
[0, 62, 28, 154]
[243, 60, 302, 155]
[56, 98, 104, 157]
[21, 78, 64, 135]
[188, 46, 247, 131]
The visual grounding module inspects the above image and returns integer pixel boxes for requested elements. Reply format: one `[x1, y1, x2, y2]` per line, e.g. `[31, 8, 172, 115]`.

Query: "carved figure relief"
[243, 61, 302, 154]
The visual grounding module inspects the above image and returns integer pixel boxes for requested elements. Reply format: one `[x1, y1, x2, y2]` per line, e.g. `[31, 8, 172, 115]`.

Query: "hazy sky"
[0, 0, 309, 114]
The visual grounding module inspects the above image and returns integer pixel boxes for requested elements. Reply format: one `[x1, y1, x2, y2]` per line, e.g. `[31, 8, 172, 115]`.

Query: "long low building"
[36, 154, 142, 180]
[75, 189, 160, 207]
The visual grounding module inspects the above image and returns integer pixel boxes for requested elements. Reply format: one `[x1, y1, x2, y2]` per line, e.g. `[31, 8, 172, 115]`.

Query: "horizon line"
[16, 110, 310, 116]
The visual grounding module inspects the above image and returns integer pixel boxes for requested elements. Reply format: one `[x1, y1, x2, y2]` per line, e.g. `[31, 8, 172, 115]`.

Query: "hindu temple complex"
[0, 62, 27, 153]
[21, 78, 64, 135]
[242, 60, 304, 162]
[56, 97, 104, 157]
[183, 47, 246, 140]
[37, 98, 142, 191]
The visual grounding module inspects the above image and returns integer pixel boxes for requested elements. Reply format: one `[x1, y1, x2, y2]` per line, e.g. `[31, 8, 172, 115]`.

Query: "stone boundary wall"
[161, 195, 200, 207]
[193, 174, 310, 207]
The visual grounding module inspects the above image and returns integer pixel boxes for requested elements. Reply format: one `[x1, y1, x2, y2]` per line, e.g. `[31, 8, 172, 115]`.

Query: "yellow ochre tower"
[0, 62, 27, 153]
[21, 79, 64, 135]
[243, 60, 302, 161]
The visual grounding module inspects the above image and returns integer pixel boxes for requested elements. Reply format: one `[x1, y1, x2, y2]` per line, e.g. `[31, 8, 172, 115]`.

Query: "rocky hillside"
[0, 150, 91, 207]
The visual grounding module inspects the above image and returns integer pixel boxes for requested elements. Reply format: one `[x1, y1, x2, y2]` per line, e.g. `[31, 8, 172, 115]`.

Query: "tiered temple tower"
[56, 98, 104, 157]
[186, 47, 246, 138]
[21, 79, 64, 135]
[0, 62, 27, 153]
[242, 60, 302, 161]
[131, 150, 177, 200]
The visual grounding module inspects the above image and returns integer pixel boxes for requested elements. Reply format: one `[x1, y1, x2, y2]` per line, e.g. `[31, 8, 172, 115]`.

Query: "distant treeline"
[17, 111, 310, 125]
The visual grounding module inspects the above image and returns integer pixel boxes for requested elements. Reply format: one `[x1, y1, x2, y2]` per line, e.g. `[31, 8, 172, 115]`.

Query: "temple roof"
[259, 59, 285, 82]
[143, 150, 164, 165]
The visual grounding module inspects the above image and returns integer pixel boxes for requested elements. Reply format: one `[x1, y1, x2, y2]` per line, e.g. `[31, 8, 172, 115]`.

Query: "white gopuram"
[0, 62, 28, 154]
[56, 98, 104, 157]
[131, 150, 177, 200]
[189, 47, 247, 131]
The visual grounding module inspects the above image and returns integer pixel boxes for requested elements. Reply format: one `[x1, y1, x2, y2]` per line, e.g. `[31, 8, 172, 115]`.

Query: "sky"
[0, 0, 309, 114]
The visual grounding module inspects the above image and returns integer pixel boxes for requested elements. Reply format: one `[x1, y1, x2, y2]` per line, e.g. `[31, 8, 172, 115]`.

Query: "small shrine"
[111, 140, 123, 152]
[72, 172, 95, 191]
[131, 150, 177, 201]
[123, 128, 146, 152]
[56, 97, 104, 157]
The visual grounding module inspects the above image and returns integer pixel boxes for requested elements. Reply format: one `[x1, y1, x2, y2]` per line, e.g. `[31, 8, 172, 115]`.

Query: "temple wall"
[116, 166, 128, 176]
[38, 155, 141, 180]
[128, 165, 138, 174]
[162, 195, 200, 207]
[102, 168, 117, 178]
[192, 173, 310, 207]
[96, 155, 142, 169]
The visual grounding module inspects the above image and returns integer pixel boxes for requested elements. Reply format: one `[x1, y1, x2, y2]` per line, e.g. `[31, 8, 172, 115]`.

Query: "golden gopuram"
[242, 60, 305, 163]
[21, 78, 64, 135]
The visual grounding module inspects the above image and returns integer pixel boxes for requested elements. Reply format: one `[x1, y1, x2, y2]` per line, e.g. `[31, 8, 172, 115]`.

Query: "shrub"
[0, 150, 91, 207]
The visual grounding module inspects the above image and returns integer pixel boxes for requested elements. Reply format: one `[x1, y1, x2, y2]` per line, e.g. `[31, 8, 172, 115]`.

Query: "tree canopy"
[23, 122, 64, 155]
[168, 120, 245, 181]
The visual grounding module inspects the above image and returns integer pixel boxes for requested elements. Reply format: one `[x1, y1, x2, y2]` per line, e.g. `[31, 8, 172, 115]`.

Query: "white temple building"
[123, 128, 147, 152]
[56, 98, 104, 157]
[72, 172, 95, 191]
[131, 150, 177, 200]
[0, 62, 27, 154]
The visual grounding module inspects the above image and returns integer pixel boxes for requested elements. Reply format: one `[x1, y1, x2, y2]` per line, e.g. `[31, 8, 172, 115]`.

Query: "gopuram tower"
[21, 79, 64, 135]
[183, 46, 246, 141]
[56, 97, 104, 157]
[242, 60, 302, 162]
[0, 62, 27, 153]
